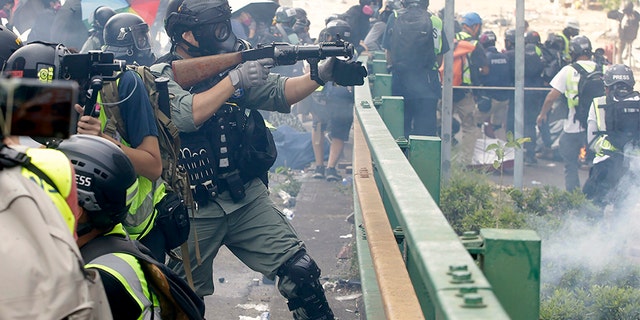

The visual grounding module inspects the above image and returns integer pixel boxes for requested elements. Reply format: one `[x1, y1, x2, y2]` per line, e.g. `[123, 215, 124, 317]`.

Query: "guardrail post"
[371, 73, 392, 98]
[374, 96, 404, 141]
[373, 51, 386, 60]
[479, 229, 541, 320]
[370, 59, 388, 75]
[408, 136, 441, 205]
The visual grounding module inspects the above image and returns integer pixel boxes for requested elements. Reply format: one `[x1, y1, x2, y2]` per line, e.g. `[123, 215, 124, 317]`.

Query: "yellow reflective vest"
[20, 147, 76, 235]
[97, 86, 166, 240]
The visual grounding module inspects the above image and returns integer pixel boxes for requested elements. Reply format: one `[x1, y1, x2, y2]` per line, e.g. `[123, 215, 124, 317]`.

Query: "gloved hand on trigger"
[317, 57, 368, 86]
[228, 58, 273, 89]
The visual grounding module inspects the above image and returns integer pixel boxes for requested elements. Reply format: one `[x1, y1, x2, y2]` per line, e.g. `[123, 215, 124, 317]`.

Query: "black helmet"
[401, 0, 428, 7]
[164, 0, 236, 55]
[504, 29, 516, 50]
[479, 30, 496, 48]
[103, 13, 155, 65]
[569, 35, 592, 60]
[4, 41, 69, 81]
[324, 13, 341, 26]
[325, 19, 352, 42]
[57, 134, 138, 230]
[525, 31, 541, 45]
[275, 6, 297, 25]
[603, 63, 635, 88]
[89, 6, 116, 32]
[0, 25, 23, 69]
[292, 8, 310, 34]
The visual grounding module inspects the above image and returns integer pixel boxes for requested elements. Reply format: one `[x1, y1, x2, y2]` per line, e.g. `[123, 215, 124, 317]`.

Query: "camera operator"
[4, 41, 169, 261]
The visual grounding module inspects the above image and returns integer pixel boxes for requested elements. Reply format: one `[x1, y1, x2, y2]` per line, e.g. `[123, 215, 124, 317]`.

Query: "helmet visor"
[118, 23, 151, 51]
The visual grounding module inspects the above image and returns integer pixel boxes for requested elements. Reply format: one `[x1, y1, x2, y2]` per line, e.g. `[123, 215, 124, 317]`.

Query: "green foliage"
[486, 131, 531, 172]
[539, 287, 586, 320]
[271, 166, 302, 197]
[440, 161, 640, 319]
[598, 0, 623, 11]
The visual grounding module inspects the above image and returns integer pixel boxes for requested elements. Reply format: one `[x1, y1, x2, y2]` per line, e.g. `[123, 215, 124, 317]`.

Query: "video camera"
[59, 51, 126, 117]
[0, 77, 78, 140]
[60, 51, 125, 85]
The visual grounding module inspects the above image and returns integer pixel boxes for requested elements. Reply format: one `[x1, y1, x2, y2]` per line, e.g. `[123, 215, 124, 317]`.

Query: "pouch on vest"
[155, 190, 190, 251]
[236, 109, 278, 183]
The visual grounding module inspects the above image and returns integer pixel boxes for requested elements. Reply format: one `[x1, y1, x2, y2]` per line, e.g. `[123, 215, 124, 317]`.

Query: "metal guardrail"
[353, 54, 512, 319]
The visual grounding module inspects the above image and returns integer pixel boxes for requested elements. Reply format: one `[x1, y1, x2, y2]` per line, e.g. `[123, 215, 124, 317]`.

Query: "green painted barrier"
[354, 54, 540, 319]
[408, 136, 442, 204]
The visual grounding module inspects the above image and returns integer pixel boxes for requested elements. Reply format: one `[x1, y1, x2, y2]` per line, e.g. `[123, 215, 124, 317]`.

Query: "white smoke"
[539, 144, 640, 287]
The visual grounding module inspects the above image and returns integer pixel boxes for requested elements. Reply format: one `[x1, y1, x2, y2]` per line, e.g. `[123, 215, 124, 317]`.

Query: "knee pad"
[278, 250, 334, 320]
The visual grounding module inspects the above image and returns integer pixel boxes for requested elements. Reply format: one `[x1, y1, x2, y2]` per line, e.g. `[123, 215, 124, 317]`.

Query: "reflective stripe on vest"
[97, 84, 166, 239]
[593, 97, 615, 156]
[20, 148, 76, 234]
[431, 15, 444, 68]
[564, 61, 596, 109]
[592, 96, 617, 156]
[456, 32, 476, 85]
[559, 33, 571, 62]
[86, 252, 160, 320]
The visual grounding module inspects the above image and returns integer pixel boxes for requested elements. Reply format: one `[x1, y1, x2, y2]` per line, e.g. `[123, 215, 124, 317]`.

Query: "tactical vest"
[84, 224, 161, 320]
[180, 102, 270, 204]
[592, 93, 640, 156]
[97, 87, 166, 239]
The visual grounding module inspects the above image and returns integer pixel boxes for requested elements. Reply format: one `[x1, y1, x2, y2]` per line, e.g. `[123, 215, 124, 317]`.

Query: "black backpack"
[603, 93, 640, 148]
[572, 62, 605, 130]
[524, 43, 545, 79]
[80, 235, 206, 320]
[390, 6, 435, 71]
[542, 33, 567, 82]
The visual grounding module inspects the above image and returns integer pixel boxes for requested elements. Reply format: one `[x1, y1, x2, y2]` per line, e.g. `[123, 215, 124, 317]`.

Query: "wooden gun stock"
[171, 51, 243, 88]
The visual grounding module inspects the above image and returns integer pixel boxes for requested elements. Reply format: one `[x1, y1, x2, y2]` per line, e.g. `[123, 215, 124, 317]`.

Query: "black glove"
[318, 57, 368, 86]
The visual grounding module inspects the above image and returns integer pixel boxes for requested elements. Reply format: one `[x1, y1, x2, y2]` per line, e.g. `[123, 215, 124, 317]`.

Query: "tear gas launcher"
[171, 39, 355, 88]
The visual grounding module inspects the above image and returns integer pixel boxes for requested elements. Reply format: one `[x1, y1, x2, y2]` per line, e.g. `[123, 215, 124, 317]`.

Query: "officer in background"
[382, 0, 449, 138]
[102, 12, 156, 66]
[582, 64, 640, 207]
[265, 6, 301, 45]
[477, 30, 510, 140]
[152, 0, 366, 319]
[80, 6, 116, 53]
[522, 31, 547, 164]
[559, 19, 581, 65]
[57, 134, 162, 320]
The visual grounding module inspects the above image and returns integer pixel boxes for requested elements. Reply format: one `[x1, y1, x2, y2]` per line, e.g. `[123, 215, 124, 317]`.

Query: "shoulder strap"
[80, 234, 145, 263]
[571, 62, 588, 76]
[101, 79, 129, 142]
[0, 145, 61, 194]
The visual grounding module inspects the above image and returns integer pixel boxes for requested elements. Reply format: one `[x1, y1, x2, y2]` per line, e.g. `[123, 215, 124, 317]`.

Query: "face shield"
[119, 23, 151, 51]
[106, 22, 155, 65]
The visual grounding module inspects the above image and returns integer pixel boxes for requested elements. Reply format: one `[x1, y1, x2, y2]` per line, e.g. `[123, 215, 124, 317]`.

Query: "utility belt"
[191, 170, 254, 205]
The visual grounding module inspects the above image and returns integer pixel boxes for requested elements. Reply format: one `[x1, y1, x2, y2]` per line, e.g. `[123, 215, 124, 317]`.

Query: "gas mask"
[192, 20, 238, 55]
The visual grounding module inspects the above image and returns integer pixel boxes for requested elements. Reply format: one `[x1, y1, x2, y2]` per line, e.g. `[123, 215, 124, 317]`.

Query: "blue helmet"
[461, 12, 482, 26]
